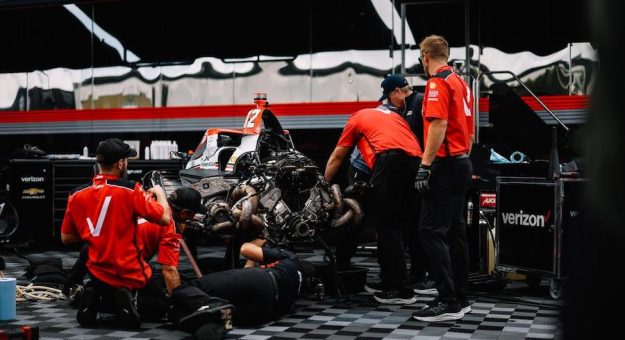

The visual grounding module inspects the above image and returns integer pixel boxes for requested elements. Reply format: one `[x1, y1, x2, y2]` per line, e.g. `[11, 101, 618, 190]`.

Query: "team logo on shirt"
[428, 90, 439, 97]
[429, 82, 437, 89]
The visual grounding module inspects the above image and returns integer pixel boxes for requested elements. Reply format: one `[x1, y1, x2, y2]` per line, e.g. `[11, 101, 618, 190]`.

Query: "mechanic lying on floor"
[167, 239, 317, 332]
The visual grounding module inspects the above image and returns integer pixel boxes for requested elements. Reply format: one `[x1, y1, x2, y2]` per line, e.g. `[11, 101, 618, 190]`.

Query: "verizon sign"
[501, 210, 551, 227]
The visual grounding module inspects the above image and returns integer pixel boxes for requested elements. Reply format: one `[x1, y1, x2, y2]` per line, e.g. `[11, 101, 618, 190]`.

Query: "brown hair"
[419, 35, 449, 61]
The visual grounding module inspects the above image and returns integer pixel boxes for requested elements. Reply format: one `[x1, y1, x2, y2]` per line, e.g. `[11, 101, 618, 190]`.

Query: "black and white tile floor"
[0, 247, 562, 339]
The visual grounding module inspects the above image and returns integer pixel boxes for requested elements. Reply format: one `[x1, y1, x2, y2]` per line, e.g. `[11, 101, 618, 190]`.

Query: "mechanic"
[412, 35, 474, 322]
[336, 75, 434, 296]
[61, 138, 171, 329]
[167, 240, 317, 332]
[324, 83, 422, 305]
[63, 186, 213, 320]
[377, 75, 433, 295]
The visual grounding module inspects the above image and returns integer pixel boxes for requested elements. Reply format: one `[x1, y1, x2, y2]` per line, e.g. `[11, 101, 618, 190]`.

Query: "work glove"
[414, 164, 432, 193]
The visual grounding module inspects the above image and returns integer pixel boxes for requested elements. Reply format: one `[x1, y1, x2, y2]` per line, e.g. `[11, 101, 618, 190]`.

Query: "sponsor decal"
[228, 155, 238, 164]
[428, 90, 439, 97]
[22, 188, 44, 195]
[406, 110, 413, 116]
[22, 187, 45, 199]
[21, 176, 44, 183]
[127, 169, 143, 175]
[501, 209, 551, 227]
[429, 82, 437, 89]
[480, 193, 496, 208]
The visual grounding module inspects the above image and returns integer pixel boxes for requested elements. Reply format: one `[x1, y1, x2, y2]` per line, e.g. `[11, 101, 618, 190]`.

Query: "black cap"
[168, 187, 207, 214]
[378, 74, 409, 102]
[96, 138, 137, 164]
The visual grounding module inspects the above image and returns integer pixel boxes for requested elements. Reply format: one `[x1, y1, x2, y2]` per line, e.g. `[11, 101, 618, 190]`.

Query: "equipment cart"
[495, 176, 584, 299]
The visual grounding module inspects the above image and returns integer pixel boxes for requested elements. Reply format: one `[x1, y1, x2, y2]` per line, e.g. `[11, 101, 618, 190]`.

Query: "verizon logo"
[21, 176, 44, 183]
[502, 210, 550, 227]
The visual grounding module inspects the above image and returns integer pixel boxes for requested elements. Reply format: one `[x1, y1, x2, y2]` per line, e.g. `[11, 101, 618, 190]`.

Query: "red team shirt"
[422, 66, 474, 157]
[337, 107, 423, 168]
[137, 216, 181, 267]
[61, 174, 165, 289]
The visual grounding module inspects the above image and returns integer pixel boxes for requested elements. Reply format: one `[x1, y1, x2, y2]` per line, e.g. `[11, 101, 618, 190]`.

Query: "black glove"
[415, 164, 432, 193]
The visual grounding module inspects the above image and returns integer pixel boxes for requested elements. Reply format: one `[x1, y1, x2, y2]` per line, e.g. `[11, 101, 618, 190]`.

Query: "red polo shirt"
[337, 107, 422, 168]
[61, 174, 165, 289]
[422, 66, 474, 157]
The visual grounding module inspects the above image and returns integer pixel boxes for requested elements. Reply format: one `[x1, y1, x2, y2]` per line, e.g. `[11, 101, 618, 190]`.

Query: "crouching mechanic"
[63, 186, 234, 328]
[167, 240, 316, 333]
[61, 138, 171, 329]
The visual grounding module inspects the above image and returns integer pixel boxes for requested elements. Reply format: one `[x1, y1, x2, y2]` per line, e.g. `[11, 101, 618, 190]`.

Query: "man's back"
[338, 107, 422, 168]
[62, 174, 165, 289]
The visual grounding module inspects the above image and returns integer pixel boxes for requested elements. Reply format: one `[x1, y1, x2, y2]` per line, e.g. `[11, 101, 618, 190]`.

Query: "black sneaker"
[178, 300, 235, 334]
[412, 300, 464, 322]
[115, 288, 141, 329]
[413, 279, 438, 295]
[425, 297, 472, 314]
[76, 287, 98, 328]
[373, 289, 417, 305]
[364, 282, 386, 294]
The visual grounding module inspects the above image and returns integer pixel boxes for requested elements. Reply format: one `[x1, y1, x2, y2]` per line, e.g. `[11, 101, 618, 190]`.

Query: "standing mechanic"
[325, 84, 422, 305]
[336, 75, 433, 295]
[378, 75, 432, 294]
[61, 138, 171, 328]
[412, 35, 474, 322]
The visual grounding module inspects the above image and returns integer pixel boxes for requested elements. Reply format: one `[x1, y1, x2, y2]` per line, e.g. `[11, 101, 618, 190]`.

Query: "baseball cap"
[96, 138, 137, 164]
[168, 187, 208, 214]
[378, 74, 409, 101]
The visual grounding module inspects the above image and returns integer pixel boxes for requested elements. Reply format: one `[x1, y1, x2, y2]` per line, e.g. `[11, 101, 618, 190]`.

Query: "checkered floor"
[0, 246, 563, 339]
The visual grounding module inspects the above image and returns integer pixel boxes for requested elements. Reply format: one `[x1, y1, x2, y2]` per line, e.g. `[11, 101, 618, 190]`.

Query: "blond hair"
[419, 35, 449, 61]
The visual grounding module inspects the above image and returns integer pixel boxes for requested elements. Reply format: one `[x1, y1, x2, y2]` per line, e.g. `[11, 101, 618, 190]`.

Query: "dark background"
[0, 0, 591, 72]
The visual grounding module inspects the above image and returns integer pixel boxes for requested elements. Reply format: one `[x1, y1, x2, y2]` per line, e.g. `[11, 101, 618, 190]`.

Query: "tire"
[549, 278, 563, 300]
[0, 197, 19, 238]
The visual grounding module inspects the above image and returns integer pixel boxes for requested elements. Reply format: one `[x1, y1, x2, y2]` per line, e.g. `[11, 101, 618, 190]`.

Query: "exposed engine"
[197, 150, 362, 245]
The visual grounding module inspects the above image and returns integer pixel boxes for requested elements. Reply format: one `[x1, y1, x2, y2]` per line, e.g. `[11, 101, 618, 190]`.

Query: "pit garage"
[0, 0, 619, 339]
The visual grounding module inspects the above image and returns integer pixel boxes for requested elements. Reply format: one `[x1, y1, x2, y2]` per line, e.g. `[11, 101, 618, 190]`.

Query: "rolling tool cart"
[495, 176, 584, 299]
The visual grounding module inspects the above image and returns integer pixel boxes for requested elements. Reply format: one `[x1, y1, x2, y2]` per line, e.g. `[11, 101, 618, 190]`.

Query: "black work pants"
[171, 268, 277, 325]
[369, 150, 419, 289]
[403, 188, 427, 283]
[419, 157, 472, 302]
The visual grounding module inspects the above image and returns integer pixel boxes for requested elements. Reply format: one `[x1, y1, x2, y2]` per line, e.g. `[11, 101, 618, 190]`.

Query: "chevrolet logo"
[23, 188, 44, 195]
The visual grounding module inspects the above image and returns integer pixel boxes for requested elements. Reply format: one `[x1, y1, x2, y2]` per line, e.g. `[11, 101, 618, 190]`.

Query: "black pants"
[172, 268, 277, 325]
[369, 150, 419, 289]
[419, 157, 472, 302]
[67, 245, 170, 319]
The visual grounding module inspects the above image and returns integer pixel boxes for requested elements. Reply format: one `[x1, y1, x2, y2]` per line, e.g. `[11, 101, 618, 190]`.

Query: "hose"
[0, 271, 66, 302]
[16, 284, 65, 302]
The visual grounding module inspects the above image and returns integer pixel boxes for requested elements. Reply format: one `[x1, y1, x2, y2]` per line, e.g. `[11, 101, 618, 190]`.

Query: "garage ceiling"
[0, 0, 592, 73]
